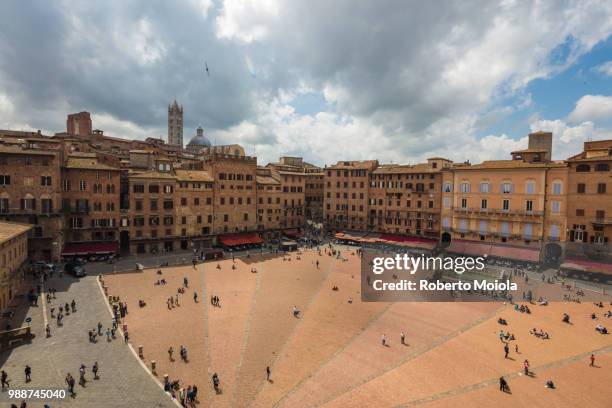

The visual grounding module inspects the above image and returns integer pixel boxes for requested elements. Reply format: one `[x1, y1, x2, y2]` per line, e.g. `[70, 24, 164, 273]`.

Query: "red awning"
[219, 233, 263, 247]
[284, 229, 303, 238]
[62, 242, 118, 256]
[377, 234, 437, 249]
[562, 259, 612, 275]
[447, 240, 539, 262]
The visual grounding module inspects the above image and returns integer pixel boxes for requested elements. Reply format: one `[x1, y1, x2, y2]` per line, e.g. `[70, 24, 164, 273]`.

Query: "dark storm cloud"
[255, 0, 500, 131]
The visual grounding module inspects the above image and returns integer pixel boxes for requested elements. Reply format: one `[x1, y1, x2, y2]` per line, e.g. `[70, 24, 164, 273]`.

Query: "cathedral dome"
[187, 126, 211, 147]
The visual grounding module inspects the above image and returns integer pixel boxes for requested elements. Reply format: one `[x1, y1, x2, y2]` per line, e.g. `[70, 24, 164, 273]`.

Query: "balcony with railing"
[590, 218, 612, 225]
[452, 207, 544, 220]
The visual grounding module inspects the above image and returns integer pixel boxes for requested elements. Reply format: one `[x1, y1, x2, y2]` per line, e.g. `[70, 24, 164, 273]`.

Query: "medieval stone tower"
[168, 99, 184, 147]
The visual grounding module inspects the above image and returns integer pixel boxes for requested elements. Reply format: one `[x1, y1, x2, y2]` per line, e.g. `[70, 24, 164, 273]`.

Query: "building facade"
[175, 169, 215, 250]
[440, 132, 568, 248]
[369, 158, 450, 238]
[324, 160, 378, 231]
[3, 111, 612, 264]
[566, 139, 612, 258]
[61, 153, 121, 246]
[0, 221, 30, 312]
[256, 167, 282, 232]
[0, 142, 64, 261]
[203, 153, 258, 234]
[304, 165, 324, 223]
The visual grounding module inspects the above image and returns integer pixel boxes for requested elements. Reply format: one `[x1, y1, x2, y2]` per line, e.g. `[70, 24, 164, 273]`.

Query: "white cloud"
[0, 92, 59, 134]
[121, 17, 168, 65]
[594, 61, 612, 76]
[568, 95, 612, 123]
[529, 119, 597, 159]
[215, 0, 280, 42]
[191, 0, 213, 18]
[91, 113, 162, 140]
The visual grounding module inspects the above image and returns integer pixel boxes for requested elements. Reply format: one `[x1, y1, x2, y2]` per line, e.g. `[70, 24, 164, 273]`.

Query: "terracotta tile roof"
[327, 160, 378, 169]
[0, 145, 57, 156]
[584, 139, 612, 150]
[129, 170, 177, 180]
[256, 175, 281, 185]
[174, 169, 214, 182]
[511, 148, 549, 154]
[129, 150, 154, 154]
[457, 160, 565, 170]
[0, 221, 32, 244]
[373, 163, 437, 174]
[65, 156, 120, 170]
[277, 170, 307, 176]
[567, 155, 612, 162]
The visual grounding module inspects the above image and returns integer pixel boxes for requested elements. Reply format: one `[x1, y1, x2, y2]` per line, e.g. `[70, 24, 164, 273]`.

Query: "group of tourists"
[529, 328, 550, 340]
[50, 299, 77, 328]
[210, 295, 221, 308]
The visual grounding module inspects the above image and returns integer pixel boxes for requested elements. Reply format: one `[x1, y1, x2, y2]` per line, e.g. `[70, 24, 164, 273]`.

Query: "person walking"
[523, 359, 530, 376]
[504, 343, 509, 359]
[266, 366, 271, 381]
[193, 292, 198, 303]
[79, 364, 86, 386]
[1, 370, 9, 388]
[168, 346, 174, 361]
[212, 373, 220, 393]
[65, 373, 74, 395]
[400, 332, 405, 345]
[499, 376, 509, 392]
[106, 328, 111, 341]
[381, 334, 387, 346]
[24, 365, 31, 383]
[192, 385, 198, 402]
[46, 324, 51, 338]
[97, 322, 103, 335]
[124, 330, 129, 344]
[92, 362, 99, 379]
[590, 354, 595, 367]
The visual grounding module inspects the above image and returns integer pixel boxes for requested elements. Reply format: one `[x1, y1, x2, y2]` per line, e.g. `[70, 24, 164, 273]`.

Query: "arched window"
[576, 164, 590, 172]
[595, 163, 610, 172]
[21, 193, 36, 211]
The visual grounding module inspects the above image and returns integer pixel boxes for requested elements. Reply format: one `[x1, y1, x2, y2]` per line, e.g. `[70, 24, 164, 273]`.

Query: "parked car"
[65, 262, 87, 277]
[32, 261, 55, 273]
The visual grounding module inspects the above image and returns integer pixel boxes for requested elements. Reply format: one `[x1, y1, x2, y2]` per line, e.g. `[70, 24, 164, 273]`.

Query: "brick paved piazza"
[2, 247, 611, 407]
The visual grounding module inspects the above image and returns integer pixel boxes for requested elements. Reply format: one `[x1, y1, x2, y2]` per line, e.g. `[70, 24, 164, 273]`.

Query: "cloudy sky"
[1, 0, 612, 166]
